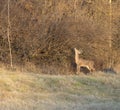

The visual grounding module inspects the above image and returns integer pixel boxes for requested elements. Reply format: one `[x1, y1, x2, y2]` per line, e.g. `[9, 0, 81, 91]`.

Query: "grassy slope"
[0, 69, 120, 110]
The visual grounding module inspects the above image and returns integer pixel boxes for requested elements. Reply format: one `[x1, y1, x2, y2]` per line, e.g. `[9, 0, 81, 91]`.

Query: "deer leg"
[86, 66, 91, 72]
[76, 65, 80, 74]
[90, 66, 95, 72]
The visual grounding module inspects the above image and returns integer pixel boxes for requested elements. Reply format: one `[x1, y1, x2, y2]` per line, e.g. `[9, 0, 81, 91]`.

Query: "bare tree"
[7, 0, 13, 68]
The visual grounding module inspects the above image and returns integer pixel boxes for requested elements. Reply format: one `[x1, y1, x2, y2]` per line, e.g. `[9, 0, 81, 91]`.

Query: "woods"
[0, 0, 120, 74]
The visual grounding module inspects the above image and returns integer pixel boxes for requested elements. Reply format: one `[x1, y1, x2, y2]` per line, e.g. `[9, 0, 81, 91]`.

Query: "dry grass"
[0, 68, 120, 110]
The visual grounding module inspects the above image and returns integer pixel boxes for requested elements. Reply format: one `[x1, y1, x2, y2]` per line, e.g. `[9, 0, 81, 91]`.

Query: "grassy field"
[0, 68, 120, 110]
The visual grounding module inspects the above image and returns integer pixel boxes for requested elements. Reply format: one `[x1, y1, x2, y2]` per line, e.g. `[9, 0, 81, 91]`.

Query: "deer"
[74, 48, 95, 74]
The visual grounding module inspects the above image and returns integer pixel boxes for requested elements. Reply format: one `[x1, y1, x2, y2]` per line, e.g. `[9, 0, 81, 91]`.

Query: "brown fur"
[74, 48, 95, 74]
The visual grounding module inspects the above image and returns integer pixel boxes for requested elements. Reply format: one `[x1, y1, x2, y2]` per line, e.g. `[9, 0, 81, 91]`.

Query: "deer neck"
[75, 52, 80, 64]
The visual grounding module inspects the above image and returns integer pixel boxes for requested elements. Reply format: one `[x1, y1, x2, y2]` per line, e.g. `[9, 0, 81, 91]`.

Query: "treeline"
[0, 0, 120, 74]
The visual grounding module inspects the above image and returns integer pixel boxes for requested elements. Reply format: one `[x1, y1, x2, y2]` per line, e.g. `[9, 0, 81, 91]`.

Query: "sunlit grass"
[0, 69, 120, 110]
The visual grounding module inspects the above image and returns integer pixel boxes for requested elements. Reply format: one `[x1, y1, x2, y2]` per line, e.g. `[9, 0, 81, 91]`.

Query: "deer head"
[74, 48, 82, 54]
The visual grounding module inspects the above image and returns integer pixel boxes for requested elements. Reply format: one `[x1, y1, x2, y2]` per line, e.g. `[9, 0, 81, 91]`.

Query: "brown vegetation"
[0, 0, 120, 74]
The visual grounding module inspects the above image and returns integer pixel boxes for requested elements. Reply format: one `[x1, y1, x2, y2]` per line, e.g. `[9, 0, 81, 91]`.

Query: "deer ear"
[74, 48, 76, 51]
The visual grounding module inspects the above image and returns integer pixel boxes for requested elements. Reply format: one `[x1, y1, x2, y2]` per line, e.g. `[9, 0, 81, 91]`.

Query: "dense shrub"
[0, 0, 120, 73]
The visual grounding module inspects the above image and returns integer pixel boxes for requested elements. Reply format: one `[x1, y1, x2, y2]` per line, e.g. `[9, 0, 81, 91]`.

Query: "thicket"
[0, 0, 120, 74]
